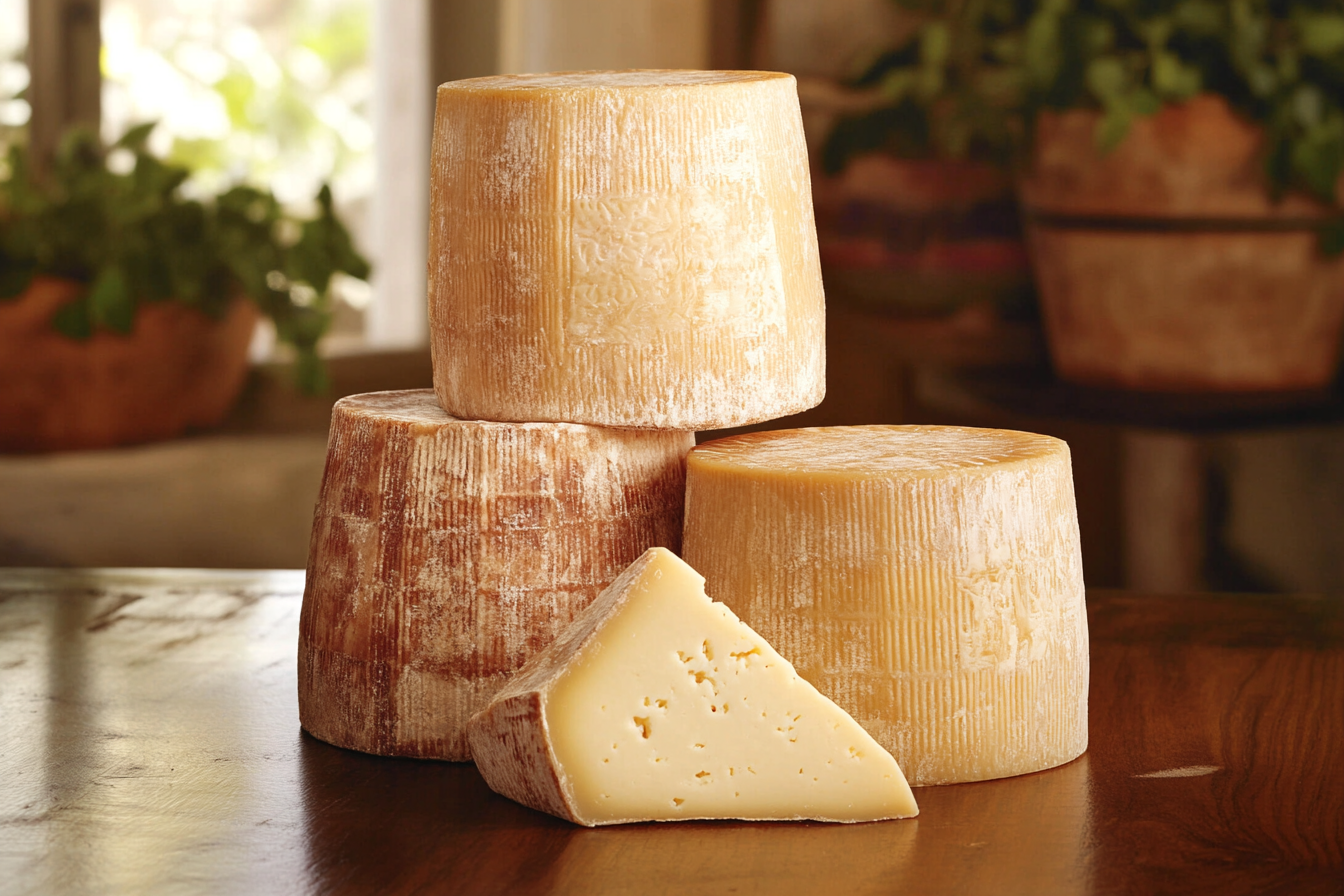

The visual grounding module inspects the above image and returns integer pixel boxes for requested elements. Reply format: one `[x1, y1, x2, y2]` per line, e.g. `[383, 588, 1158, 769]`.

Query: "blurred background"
[1, 0, 1342, 594]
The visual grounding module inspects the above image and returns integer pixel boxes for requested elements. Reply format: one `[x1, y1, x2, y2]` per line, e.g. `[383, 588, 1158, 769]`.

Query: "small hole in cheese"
[633, 717, 651, 738]
[673, 798, 684, 807]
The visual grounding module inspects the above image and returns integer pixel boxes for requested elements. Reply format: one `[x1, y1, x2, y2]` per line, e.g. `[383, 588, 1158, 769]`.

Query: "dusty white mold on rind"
[428, 70, 826, 430]
[682, 424, 1090, 785]
[298, 390, 693, 761]
[467, 547, 918, 825]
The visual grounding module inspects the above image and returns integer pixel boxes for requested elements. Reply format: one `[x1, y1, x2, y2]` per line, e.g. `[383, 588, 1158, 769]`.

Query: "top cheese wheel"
[428, 70, 826, 430]
[682, 425, 1089, 785]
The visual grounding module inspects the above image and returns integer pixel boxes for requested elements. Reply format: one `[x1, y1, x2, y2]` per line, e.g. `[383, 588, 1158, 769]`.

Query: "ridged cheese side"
[682, 425, 1089, 785]
[298, 390, 693, 760]
[428, 70, 825, 430]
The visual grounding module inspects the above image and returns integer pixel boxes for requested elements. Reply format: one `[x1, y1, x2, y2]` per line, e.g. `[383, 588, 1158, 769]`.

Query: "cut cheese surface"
[298, 390, 693, 761]
[428, 70, 826, 429]
[467, 547, 918, 825]
[683, 425, 1090, 785]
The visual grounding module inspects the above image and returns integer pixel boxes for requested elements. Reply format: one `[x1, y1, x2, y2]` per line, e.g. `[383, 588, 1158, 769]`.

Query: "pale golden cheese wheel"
[298, 390, 694, 761]
[681, 425, 1089, 785]
[428, 70, 826, 429]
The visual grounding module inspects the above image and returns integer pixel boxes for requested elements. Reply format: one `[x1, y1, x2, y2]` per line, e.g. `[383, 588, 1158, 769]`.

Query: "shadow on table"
[298, 732, 1095, 896]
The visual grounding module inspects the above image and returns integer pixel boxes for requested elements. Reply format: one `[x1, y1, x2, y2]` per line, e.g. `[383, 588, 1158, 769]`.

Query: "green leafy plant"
[826, 0, 1344, 249]
[0, 123, 371, 393]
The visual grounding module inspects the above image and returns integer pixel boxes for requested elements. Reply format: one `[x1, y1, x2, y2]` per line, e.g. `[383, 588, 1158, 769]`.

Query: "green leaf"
[880, 69, 917, 103]
[1293, 85, 1324, 129]
[115, 121, 158, 151]
[1024, 11, 1063, 89]
[1298, 14, 1344, 57]
[1289, 112, 1344, 201]
[1246, 63, 1277, 98]
[1137, 16, 1174, 51]
[1086, 56, 1128, 101]
[1173, 0, 1223, 34]
[52, 295, 93, 340]
[1128, 87, 1162, 117]
[1097, 106, 1133, 152]
[1078, 15, 1115, 55]
[1152, 52, 1202, 100]
[920, 21, 951, 68]
[88, 266, 137, 334]
[913, 66, 945, 101]
[1277, 50, 1300, 85]
[989, 34, 1023, 63]
[292, 348, 329, 395]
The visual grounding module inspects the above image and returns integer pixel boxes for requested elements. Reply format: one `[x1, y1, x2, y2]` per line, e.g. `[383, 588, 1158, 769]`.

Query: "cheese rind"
[467, 547, 918, 825]
[298, 390, 693, 761]
[682, 425, 1089, 785]
[428, 70, 826, 429]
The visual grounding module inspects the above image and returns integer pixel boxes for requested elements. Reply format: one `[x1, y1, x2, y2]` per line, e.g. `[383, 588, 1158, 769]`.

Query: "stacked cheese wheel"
[299, 71, 827, 763]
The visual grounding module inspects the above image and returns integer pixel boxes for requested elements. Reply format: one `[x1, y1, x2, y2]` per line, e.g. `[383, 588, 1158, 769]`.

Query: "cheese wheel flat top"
[441, 70, 788, 92]
[689, 425, 1066, 480]
[332, 390, 452, 424]
[334, 390, 649, 435]
[429, 68, 825, 430]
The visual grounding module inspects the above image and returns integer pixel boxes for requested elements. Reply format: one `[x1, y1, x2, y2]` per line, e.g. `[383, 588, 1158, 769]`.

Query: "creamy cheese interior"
[542, 548, 917, 823]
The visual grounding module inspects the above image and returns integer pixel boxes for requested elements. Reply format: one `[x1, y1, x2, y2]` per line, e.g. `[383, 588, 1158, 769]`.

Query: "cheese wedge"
[428, 70, 826, 430]
[467, 547, 918, 825]
[683, 425, 1090, 785]
[298, 390, 693, 761]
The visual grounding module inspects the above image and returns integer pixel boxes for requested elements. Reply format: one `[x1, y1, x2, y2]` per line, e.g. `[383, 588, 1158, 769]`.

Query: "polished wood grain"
[1, 570, 1341, 896]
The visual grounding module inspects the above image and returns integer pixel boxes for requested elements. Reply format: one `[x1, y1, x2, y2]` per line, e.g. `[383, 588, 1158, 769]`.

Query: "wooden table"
[1, 569, 1341, 895]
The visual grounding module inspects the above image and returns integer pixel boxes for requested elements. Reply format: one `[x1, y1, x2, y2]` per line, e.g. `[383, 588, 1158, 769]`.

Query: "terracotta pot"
[813, 153, 1034, 317]
[1020, 95, 1344, 392]
[0, 277, 259, 452]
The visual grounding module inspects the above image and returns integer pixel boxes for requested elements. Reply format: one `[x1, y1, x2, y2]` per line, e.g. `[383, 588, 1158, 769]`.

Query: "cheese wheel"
[468, 547, 918, 825]
[298, 390, 694, 761]
[682, 425, 1089, 785]
[428, 70, 826, 429]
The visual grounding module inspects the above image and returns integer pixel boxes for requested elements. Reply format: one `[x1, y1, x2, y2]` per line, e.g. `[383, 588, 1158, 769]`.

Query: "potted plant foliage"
[817, 15, 1036, 322]
[833, 0, 1344, 393]
[0, 124, 370, 451]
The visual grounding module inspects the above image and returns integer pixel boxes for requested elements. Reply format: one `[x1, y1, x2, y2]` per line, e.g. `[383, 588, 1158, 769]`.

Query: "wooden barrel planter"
[1020, 95, 1344, 393]
[0, 277, 258, 452]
